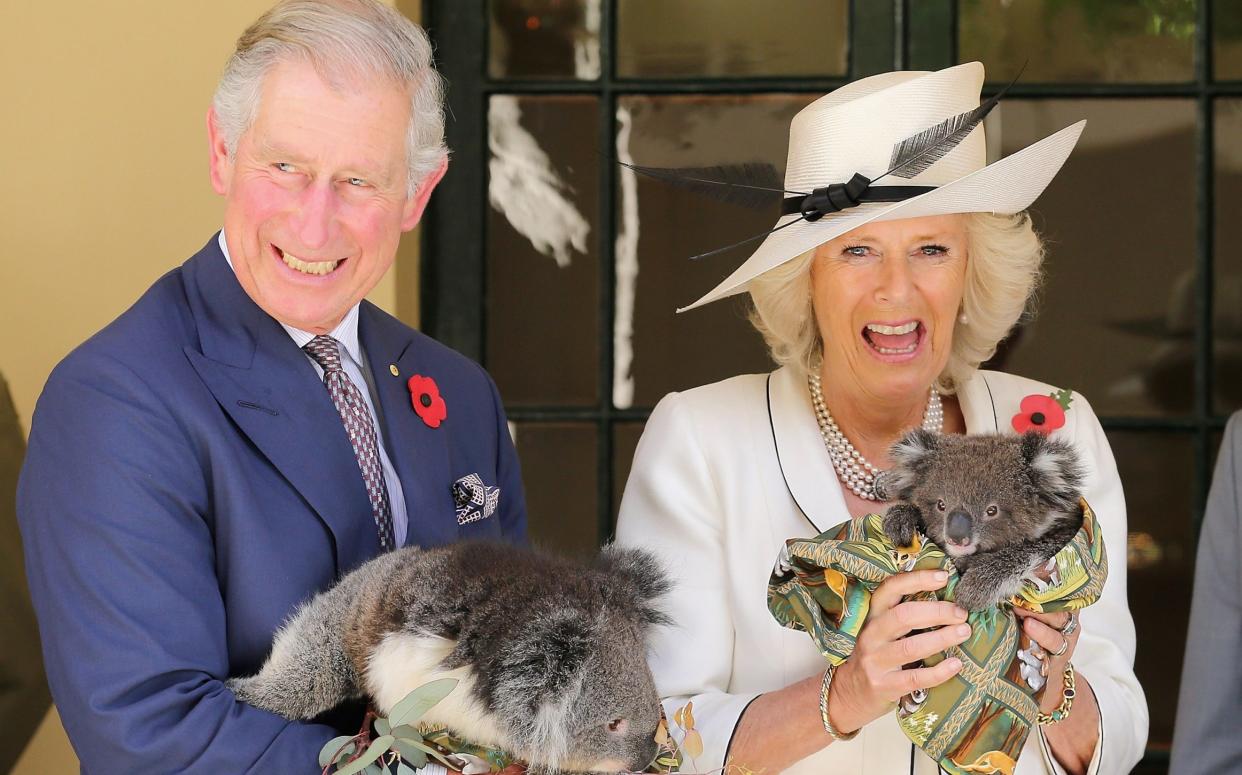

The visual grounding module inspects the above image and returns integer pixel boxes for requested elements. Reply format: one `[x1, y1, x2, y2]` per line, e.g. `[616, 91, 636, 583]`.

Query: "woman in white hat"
[615, 63, 1146, 775]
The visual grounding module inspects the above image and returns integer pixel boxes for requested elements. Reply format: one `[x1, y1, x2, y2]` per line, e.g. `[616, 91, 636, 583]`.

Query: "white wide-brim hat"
[680, 61, 1085, 312]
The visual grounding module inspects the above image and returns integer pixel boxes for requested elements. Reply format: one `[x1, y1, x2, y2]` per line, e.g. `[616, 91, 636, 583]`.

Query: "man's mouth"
[274, 245, 343, 276]
[862, 320, 923, 356]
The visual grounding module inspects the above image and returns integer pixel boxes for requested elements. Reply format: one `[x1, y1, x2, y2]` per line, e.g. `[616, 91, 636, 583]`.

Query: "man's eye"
[274, 162, 296, 174]
[347, 177, 368, 187]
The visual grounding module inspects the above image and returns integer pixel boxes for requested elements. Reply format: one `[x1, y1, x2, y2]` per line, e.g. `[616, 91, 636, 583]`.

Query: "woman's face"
[810, 213, 969, 405]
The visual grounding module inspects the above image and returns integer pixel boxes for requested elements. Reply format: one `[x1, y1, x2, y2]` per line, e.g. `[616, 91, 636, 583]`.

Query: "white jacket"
[616, 366, 1147, 775]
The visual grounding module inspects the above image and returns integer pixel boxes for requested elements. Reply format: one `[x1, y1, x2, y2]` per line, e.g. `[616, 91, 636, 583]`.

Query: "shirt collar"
[217, 231, 364, 366]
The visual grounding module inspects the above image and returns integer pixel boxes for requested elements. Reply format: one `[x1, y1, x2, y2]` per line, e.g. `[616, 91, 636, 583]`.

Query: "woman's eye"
[985, 505, 998, 517]
[843, 245, 869, 258]
[919, 244, 948, 256]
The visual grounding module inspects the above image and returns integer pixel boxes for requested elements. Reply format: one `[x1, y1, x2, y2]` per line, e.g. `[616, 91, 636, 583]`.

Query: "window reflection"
[489, 0, 600, 80]
[960, 0, 1196, 83]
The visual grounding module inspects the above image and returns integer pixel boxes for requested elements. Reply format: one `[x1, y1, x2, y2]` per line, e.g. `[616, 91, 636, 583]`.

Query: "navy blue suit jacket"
[17, 236, 527, 773]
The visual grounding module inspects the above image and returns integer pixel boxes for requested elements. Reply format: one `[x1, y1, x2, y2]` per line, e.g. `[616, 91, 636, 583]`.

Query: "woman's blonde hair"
[747, 212, 1044, 393]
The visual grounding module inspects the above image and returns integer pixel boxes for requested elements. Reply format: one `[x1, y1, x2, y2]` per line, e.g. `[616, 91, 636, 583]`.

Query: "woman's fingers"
[870, 569, 950, 612]
[872, 599, 968, 642]
[892, 657, 964, 697]
[881, 620, 971, 667]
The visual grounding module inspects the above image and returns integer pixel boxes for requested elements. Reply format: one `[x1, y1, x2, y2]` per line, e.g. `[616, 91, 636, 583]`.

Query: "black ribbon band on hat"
[781, 173, 936, 221]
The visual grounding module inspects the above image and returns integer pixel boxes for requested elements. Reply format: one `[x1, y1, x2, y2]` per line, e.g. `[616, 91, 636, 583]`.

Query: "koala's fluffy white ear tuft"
[881, 428, 941, 500]
[1020, 432, 1085, 512]
[593, 545, 673, 627]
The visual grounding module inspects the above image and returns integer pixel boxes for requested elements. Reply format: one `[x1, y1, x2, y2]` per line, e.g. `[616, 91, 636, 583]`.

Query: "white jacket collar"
[767, 366, 1001, 533]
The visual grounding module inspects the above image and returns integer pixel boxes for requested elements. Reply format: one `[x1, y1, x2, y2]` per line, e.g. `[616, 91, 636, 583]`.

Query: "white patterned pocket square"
[452, 473, 500, 525]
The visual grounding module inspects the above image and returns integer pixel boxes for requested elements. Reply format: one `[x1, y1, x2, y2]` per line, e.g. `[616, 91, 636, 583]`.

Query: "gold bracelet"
[1036, 663, 1077, 725]
[818, 662, 859, 741]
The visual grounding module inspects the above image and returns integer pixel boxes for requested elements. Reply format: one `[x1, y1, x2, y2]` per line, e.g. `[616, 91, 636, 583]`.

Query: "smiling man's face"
[208, 58, 442, 333]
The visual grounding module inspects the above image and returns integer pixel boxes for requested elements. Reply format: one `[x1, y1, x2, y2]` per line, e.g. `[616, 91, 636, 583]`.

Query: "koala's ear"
[510, 608, 592, 702]
[1020, 432, 1085, 512]
[881, 428, 941, 500]
[594, 545, 673, 627]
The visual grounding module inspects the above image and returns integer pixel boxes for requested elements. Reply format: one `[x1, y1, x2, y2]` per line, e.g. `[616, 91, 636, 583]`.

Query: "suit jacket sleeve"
[1024, 392, 1148, 775]
[18, 352, 333, 774]
[1169, 413, 1242, 774]
[615, 392, 760, 773]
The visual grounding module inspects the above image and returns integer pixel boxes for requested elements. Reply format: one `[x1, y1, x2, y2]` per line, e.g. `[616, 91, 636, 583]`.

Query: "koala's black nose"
[946, 510, 973, 544]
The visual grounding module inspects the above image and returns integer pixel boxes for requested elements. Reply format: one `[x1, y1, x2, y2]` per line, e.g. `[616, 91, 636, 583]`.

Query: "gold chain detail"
[1036, 663, 1077, 725]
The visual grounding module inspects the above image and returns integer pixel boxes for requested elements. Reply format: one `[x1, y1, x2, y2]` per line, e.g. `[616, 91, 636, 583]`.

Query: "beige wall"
[1, 2, 422, 771]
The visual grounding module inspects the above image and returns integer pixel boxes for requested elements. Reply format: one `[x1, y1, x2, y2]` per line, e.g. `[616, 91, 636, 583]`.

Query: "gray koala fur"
[228, 541, 671, 774]
[877, 429, 1085, 612]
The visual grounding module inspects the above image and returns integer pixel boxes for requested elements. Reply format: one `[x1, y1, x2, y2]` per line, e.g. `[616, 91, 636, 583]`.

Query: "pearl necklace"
[808, 373, 944, 501]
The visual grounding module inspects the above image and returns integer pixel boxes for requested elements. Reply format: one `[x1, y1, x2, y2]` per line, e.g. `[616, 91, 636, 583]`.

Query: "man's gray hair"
[212, 0, 447, 197]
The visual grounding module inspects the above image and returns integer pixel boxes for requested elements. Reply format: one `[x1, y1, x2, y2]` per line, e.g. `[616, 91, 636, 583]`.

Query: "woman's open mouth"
[861, 320, 924, 359]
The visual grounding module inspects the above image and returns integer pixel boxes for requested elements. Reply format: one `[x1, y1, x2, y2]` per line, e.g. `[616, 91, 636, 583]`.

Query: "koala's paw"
[882, 505, 919, 549]
[953, 571, 1002, 612]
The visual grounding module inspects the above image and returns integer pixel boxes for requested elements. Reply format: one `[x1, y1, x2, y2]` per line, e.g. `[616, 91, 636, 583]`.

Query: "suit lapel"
[359, 304, 456, 548]
[767, 366, 850, 534]
[182, 238, 378, 574]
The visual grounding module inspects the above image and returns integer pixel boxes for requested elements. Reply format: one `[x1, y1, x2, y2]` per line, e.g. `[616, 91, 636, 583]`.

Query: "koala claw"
[882, 506, 919, 550]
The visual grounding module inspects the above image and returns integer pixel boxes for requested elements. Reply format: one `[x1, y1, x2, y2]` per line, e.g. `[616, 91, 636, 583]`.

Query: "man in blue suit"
[17, 1, 526, 771]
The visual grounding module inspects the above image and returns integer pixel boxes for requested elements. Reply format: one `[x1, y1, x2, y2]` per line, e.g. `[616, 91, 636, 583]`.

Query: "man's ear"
[207, 107, 233, 196]
[400, 156, 448, 231]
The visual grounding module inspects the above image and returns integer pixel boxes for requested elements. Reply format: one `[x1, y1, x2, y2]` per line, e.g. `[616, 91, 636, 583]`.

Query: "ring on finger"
[1058, 611, 1079, 637]
[1051, 636, 1069, 658]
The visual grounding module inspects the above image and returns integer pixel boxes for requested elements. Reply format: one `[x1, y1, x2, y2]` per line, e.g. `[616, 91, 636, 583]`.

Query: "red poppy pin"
[1012, 388, 1073, 435]
[407, 374, 446, 428]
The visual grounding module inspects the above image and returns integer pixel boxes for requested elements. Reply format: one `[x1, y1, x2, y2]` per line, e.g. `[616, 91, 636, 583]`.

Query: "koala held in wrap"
[877, 429, 1085, 612]
[228, 541, 671, 773]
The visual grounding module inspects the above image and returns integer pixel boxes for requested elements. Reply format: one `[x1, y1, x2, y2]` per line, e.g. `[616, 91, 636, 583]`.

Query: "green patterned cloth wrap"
[766, 501, 1107, 775]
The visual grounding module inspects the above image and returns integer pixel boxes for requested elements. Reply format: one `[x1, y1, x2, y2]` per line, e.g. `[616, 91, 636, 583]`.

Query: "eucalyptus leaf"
[396, 763, 418, 775]
[392, 738, 429, 768]
[334, 735, 395, 775]
[388, 678, 459, 728]
[319, 736, 358, 767]
[391, 734, 454, 767]
[374, 717, 392, 736]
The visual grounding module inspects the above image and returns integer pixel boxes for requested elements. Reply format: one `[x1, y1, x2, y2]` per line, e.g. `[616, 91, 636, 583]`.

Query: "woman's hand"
[1013, 608, 1080, 713]
[827, 569, 971, 734]
[1014, 608, 1100, 775]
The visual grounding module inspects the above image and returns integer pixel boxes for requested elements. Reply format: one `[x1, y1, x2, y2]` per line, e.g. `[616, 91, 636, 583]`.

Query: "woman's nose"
[875, 255, 914, 304]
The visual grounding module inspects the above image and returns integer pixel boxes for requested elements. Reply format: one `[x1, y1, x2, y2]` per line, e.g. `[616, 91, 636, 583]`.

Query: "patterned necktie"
[303, 335, 395, 551]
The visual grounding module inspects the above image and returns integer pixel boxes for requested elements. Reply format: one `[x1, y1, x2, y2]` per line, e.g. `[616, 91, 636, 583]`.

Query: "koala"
[877, 429, 1085, 612]
[228, 541, 671, 774]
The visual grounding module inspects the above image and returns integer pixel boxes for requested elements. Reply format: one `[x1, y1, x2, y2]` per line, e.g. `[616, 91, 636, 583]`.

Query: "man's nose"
[290, 182, 337, 250]
[946, 510, 973, 544]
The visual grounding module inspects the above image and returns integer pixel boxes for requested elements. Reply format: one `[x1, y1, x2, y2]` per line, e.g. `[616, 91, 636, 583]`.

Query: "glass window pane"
[611, 421, 645, 522]
[488, 0, 600, 80]
[986, 99, 1197, 417]
[1109, 430, 1195, 751]
[615, 94, 815, 408]
[1214, 98, 1242, 416]
[511, 422, 598, 556]
[1215, 5, 1242, 80]
[616, 0, 848, 79]
[959, 0, 1196, 83]
[487, 95, 599, 406]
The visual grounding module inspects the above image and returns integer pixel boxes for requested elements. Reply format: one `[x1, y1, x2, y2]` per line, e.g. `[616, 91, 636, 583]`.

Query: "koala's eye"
[607, 718, 628, 734]
[936, 499, 947, 512]
[985, 505, 999, 517]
